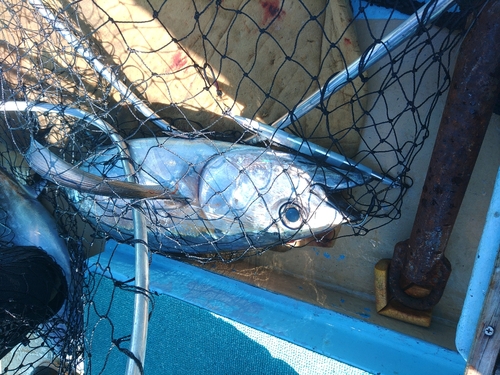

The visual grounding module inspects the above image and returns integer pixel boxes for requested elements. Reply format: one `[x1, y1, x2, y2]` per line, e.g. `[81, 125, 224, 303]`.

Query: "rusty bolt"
[484, 326, 495, 336]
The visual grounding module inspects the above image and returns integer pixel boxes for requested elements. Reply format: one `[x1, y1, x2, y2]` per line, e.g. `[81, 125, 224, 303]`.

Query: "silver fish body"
[0, 167, 71, 312]
[64, 137, 364, 254]
[0, 168, 73, 356]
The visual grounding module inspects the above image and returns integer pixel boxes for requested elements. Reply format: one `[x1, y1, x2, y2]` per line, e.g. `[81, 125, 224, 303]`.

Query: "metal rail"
[28, 0, 174, 134]
[387, 0, 500, 311]
[270, 0, 456, 131]
[1, 100, 151, 375]
[232, 114, 397, 186]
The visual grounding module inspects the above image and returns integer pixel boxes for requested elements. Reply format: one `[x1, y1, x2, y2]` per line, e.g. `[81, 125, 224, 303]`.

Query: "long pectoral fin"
[25, 140, 186, 200]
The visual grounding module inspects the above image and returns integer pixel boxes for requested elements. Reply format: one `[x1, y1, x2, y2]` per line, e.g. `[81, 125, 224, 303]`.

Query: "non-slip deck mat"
[86, 275, 370, 375]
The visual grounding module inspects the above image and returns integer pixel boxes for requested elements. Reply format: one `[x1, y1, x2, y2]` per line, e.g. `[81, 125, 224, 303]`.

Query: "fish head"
[199, 149, 345, 246]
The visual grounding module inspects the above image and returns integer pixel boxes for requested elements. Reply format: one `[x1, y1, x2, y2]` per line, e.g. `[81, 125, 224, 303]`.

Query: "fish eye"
[285, 206, 300, 222]
[279, 202, 303, 230]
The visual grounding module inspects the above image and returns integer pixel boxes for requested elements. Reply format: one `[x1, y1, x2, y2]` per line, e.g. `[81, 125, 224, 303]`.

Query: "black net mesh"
[0, 0, 488, 373]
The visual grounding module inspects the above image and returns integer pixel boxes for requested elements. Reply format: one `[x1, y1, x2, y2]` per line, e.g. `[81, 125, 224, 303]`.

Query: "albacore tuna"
[27, 136, 367, 254]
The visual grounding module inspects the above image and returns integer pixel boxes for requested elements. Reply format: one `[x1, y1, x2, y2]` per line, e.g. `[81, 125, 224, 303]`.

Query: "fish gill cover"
[0, 0, 485, 373]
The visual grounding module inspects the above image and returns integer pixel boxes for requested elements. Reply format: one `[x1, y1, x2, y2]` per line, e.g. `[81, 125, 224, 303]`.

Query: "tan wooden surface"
[465, 248, 500, 375]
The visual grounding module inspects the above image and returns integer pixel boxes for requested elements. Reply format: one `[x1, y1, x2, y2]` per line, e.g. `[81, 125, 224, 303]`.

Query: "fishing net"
[0, 0, 489, 373]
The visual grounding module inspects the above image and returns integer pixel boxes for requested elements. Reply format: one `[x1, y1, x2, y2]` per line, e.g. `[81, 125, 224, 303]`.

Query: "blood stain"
[260, 0, 285, 26]
[171, 51, 187, 71]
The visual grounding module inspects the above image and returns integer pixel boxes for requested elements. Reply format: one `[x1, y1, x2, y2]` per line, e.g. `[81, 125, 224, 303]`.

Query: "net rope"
[0, 0, 488, 373]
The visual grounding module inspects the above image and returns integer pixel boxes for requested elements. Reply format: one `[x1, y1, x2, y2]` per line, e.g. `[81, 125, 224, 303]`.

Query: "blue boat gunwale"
[89, 241, 466, 375]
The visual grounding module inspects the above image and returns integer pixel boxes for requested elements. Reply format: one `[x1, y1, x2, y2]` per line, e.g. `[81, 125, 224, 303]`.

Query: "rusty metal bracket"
[388, 240, 452, 311]
[376, 0, 500, 324]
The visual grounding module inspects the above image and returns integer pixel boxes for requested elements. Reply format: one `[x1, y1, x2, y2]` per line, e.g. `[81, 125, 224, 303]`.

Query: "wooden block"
[374, 259, 432, 328]
[464, 251, 500, 375]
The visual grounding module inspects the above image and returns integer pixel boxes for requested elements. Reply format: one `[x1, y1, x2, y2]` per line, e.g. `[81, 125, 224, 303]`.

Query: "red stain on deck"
[260, 0, 285, 26]
[171, 51, 187, 71]
[344, 37, 352, 46]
